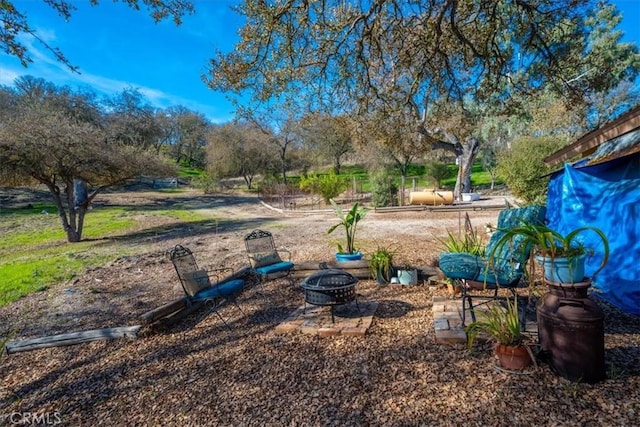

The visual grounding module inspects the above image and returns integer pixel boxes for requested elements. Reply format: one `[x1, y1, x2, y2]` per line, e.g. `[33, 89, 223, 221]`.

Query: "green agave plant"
[327, 200, 368, 254]
[487, 220, 610, 278]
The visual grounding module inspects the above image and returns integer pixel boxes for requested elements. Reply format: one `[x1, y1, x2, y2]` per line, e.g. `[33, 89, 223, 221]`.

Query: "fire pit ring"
[301, 269, 360, 323]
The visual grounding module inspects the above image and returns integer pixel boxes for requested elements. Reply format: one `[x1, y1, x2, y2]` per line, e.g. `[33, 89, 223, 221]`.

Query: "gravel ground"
[1, 190, 639, 426]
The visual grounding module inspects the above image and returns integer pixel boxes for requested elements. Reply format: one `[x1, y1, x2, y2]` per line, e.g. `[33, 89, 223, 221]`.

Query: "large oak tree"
[205, 0, 639, 199]
[0, 77, 175, 242]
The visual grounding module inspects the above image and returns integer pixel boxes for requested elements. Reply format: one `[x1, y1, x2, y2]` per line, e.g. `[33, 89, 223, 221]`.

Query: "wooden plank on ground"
[290, 261, 439, 282]
[292, 260, 369, 271]
[140, 297, 188, 324]
[289, 260, 371, 280]
[153, 301, 207, 328]
[5, 325, 142, 354]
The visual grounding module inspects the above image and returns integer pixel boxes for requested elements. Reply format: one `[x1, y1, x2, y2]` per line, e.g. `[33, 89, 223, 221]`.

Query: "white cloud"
[0, 67, 21, 86]
[0, 21, 235, 124]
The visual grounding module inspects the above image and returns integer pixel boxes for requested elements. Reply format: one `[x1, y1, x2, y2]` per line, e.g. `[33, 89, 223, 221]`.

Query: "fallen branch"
[5, 325, 141, 354]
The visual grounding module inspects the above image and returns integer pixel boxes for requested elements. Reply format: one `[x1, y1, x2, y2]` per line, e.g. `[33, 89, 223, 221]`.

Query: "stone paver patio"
[275, 300, 379, 336]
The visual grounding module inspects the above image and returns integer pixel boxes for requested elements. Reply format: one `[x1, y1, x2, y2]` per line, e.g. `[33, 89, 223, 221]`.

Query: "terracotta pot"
[494, 344, 532, 371]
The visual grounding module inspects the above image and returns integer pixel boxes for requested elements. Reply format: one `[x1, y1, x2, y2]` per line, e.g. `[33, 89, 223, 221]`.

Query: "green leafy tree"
[496, 136, 564, 204]
[355, 108, 425, 205]
[0, 76, 175, 242]
[370, 172, 398, 208]
[299, 172, 346, 205]
[205, 0, 638, 201]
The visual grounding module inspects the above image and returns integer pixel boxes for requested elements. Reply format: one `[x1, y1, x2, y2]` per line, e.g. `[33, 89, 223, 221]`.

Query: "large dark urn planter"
[537, 279, 606, 383]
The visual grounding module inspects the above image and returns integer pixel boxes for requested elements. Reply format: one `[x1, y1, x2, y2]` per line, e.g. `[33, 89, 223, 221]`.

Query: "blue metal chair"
[169, 245, 245, 328]
[439, 206, 547, 326]
[244, 229, 295, 291]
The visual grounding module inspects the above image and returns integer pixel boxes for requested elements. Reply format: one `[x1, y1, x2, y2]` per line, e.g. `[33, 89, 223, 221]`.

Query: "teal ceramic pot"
[535, 254, 586, 284]
[335, 252, 363, 262]
[397, 269, 418, 285]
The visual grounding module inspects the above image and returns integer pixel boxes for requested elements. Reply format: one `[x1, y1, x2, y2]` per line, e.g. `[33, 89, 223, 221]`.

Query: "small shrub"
[299, 172, 347, 204]
[496, 136, 563, 204]
[370, 172, 398, 207]
[191, 173, 220, 194]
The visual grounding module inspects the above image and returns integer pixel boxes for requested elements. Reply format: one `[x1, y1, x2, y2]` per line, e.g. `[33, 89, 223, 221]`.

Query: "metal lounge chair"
[244, 229, 294, 291]
[438, 205, 547, 326]
[169, 245, 245, 328]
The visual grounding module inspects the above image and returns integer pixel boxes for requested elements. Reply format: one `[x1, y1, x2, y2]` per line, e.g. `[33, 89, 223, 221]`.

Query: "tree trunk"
[44, 180, 84, 242]
[243, 174, 253, 189]
[453, 137, 480, 199]
[280, 145, 287, 184]
[418, 127, 481, 201]
[334, 155, 341, 175]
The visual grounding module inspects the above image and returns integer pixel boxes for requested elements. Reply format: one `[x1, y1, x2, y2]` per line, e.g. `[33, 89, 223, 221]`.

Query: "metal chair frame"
[169, 245, 244, 328]
[244, 229, 294, 291]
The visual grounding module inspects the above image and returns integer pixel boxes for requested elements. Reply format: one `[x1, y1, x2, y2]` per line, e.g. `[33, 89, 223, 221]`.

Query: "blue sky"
[1, 0, 639, 123]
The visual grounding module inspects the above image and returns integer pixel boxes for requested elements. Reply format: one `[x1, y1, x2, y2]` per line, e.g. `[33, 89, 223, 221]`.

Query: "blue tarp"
[546, 153, 640, 315]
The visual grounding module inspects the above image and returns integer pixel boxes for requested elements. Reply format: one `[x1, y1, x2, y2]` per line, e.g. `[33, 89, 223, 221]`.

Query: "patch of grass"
[151, 209, 211, 222]
[82, 208, 135, 239]
[0, 247, 102, 305]
[0, 202, 58, 216]
[0, 202, 218, 307]
[441, 162, 502, 189]
[178, 165, 205, 178]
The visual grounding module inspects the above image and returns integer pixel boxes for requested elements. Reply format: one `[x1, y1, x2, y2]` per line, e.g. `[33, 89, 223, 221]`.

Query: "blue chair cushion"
[474, 258, 523, 286]
[438, 252, 482, 280]
[192, 279, 244, 301]
[255, 261, 294, 276]
[439, 252, 522, 286]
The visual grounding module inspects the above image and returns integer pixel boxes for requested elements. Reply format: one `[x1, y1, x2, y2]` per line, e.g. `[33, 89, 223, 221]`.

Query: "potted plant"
[487, 221, 609, 284]
[327, 199, 368, 262]
[465, 297, 531, 371]
[369, 245, 395, 284]
[396, 263, 418, 285]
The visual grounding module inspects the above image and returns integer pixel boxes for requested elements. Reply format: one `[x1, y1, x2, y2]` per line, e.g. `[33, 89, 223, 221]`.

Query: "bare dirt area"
[1, 189, 639, 426]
